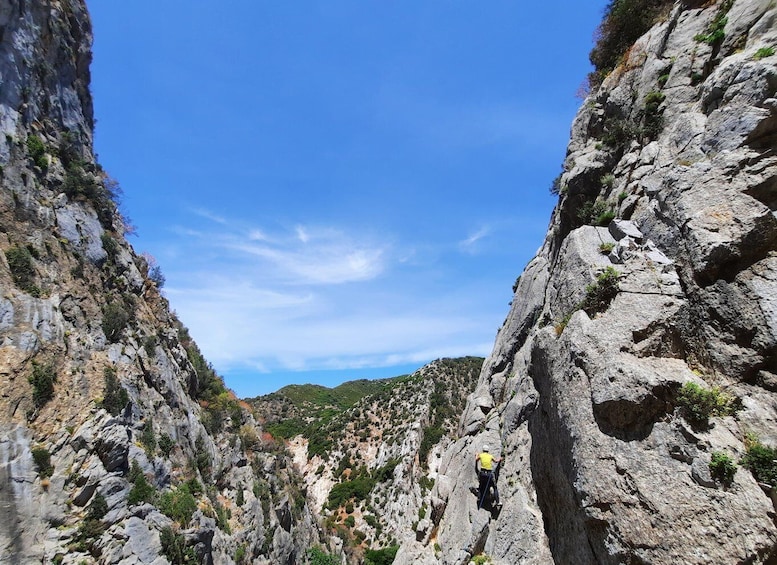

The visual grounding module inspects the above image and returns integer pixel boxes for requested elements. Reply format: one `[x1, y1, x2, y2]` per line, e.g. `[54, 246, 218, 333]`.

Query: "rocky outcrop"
[402, 1, 777, 563]
[0, 2, 320, 563]
[265, 357, 482, 564]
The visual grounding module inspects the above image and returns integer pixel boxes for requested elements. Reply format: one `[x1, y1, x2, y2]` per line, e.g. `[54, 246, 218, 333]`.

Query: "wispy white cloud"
[459, 225, 491, 253]
[158, 210, 511, 393]
[190, 207, 228, 224]
[229, 234, 386, 285]
[295, 225, 309, 243]
[171, 218, 388, 285]
[248, 229, 267, 241]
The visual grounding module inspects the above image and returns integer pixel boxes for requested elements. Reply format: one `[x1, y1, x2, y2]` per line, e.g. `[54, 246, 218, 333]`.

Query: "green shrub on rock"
[694, 0, 734, 46]
[31, 446, 54, 478]
[5, 245, 41, 296]
[102, 301, 130, 342]
[365, 545, 399, 565]
[676, 382, 739, 429]
[581, 267, 620, 316]
[308, 547, 340, 565]
[101, 366, 128, 416]
[159, 484, 198, 527]
[709, 451, 736, 485]
[29, 361, 57, 408]
[742, 440, 777, 487]
[160, 526, 197, 565]
[26, 135, 48, 170]
[588, 0, 674, 88]
[127, 460, 155, 506]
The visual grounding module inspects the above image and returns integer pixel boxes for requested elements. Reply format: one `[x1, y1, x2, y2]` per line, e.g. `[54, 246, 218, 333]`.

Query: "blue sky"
[87, 1, 609, 398]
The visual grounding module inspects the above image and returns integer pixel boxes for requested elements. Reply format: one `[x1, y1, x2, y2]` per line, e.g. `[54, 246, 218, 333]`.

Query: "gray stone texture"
[0, 1, 322, 563]
[401, 1, 777, 563]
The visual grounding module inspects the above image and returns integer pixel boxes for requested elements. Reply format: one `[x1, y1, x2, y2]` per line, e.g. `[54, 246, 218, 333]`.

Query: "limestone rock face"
[402, 1, 777, 563]
[0, 2, 320, 563]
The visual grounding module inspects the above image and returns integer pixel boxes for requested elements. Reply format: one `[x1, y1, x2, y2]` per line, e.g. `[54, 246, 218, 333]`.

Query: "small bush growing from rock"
[159, 526, 197, 565]
[158, 433, 175, 454]
[676, 382, 739, 429]
[26, 135, 48, 170]
[70, 492, 109, 554]
[644, 90, 665, 110]
[595, 210, 616, 226]
[235, 545, 246, 564]
[100, 234, 118, 261]
[184, 478, 203, 496]
[641, 91, 666, 141]
[741, 439, 777, 487]
[70, 516, 105, 555]
[754, 46, 775, 60]
[62, 163, 102, 201]
[102, 301, 130, 342]
[581, 267, 620, 316]
[101, 366, 128, 416]
[5, 245, 41, 296]
[213, 498, 231, 533]
[159, 484, 198, 527]
[127, 460, 155, 506]
[308, 547, 339, 565]
[549, 173, 565, 196]
[709, 451, 736, 485]
[88, 492, 108, 520]
[694, 0, 733, 46]
[599, 242, 615, 254]
[419, 476, 435, 493]
[31, 446, 54, 478]
[29, 361, 57, 408]
[554, 311, 574, 335]
[195, 436, 212, 480]
[601, 117, 641, 150]
[140, 418, 156, 454]
[588, 0, 673, 88]
[365, 545, 399, 565]
[577, 199, 615, 227]
[149, 264, 166, 289]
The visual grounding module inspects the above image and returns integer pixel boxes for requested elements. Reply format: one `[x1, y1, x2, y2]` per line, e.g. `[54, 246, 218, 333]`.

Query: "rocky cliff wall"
[0, 2, 320, 563]
[400, 1, 777, 563]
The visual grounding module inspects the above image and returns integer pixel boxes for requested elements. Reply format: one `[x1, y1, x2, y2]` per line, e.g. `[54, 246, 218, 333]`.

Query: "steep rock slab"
[0, 1, 323, 563]
[410, 1, 777, 563]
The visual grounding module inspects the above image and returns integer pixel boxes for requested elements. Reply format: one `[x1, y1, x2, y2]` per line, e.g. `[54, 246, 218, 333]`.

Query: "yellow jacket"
[477, 452, 495, 471]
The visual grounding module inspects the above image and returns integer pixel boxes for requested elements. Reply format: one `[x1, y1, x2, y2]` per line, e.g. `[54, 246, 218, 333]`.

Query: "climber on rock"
[475, 444, 501, 509]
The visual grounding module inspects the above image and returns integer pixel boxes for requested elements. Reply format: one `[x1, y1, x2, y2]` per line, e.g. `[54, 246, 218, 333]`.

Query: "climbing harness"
[477, 470, 493, 509]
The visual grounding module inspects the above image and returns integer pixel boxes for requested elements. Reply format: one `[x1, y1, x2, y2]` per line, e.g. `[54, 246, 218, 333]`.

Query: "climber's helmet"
[483, 445, 490, 452]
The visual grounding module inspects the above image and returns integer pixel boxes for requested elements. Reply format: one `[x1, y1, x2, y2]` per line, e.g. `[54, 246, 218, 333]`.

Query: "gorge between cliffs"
[2, 1, 777, 564]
